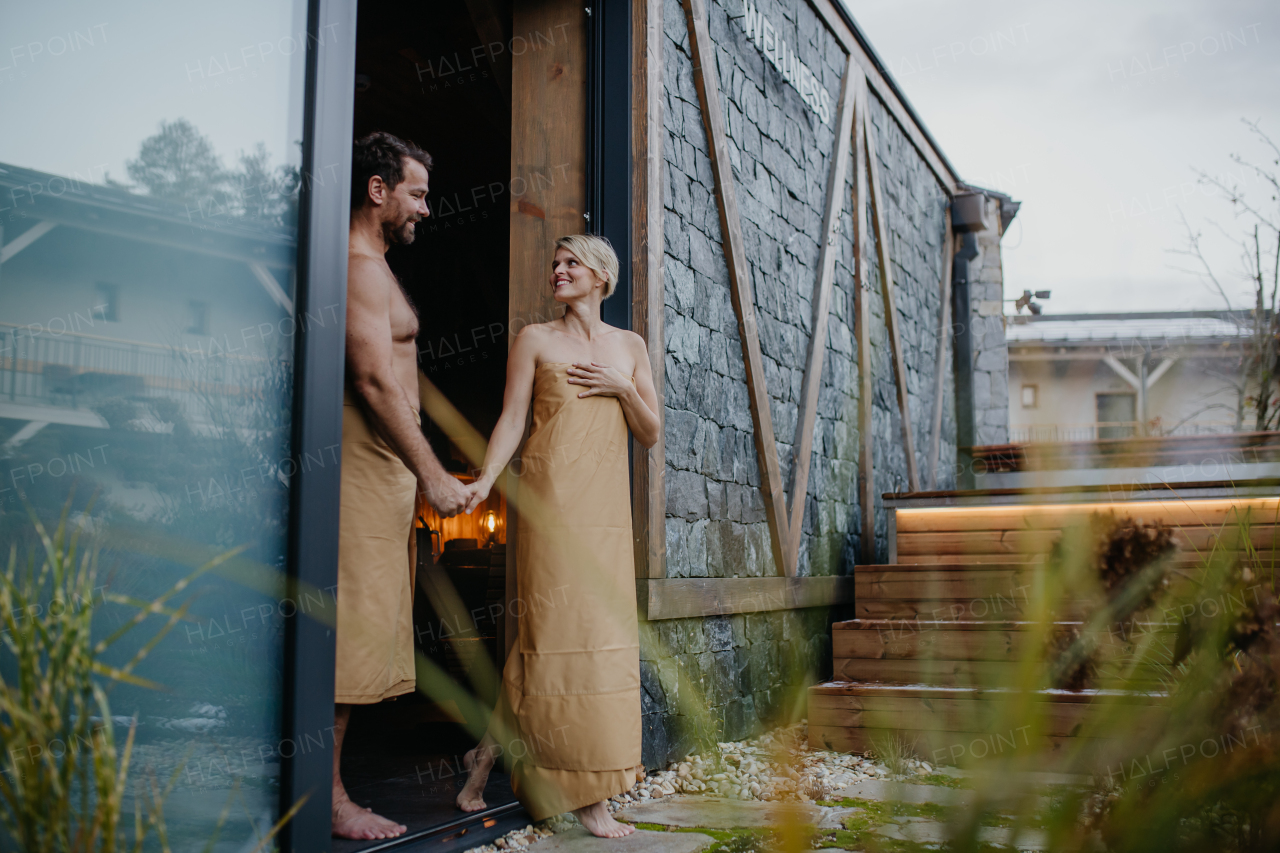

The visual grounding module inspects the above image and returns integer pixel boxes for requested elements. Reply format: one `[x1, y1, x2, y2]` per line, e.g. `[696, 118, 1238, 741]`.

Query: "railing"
[0, 323, 267, 409]
[1010, 421, 1240, 444]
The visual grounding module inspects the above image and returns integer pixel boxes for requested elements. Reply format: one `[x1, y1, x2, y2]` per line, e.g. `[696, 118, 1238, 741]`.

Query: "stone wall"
[967, 195, 1011, 447]
[642, 0, 955, 768]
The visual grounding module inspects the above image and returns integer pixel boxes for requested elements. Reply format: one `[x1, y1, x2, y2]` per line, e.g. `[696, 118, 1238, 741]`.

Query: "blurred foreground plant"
[0, 498, 298, 852]
[934, 505, 1280, 853]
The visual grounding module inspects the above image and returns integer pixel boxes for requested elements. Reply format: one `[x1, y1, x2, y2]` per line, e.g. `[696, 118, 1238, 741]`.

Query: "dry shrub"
[1045, 513, 1176, 690]
[1091, 512, 1177, 610]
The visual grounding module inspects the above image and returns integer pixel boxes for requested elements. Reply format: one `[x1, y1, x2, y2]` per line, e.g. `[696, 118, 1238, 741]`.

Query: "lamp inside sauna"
[416, 475, 507, 562]
[482, 510, 498, 548]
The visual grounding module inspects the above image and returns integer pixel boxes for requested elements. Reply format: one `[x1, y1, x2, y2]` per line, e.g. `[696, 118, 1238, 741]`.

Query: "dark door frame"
[589, 0, 633, 332]
[279, 0, 356, 850]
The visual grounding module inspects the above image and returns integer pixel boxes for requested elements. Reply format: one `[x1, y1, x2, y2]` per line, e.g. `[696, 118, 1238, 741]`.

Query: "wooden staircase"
[809, 608, 1169, 762]
[809, 494, 1279, 764]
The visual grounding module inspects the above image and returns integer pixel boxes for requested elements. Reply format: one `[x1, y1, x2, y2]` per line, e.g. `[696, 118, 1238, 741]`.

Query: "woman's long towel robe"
[495, 361, 642, 819]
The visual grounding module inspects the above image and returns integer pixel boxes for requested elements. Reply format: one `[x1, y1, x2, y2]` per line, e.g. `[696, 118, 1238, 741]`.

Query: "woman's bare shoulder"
[511, 322, 561, 365]
[519, 319, 569, 336]
[617, 329, 649, 353]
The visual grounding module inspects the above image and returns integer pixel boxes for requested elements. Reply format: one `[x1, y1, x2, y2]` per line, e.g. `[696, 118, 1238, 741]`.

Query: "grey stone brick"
[667, 468, 709, 519]
[707, 616, 733, 652]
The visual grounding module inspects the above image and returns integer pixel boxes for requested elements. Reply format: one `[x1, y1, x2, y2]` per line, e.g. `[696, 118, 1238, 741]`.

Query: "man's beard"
[384, 216, 418, 245]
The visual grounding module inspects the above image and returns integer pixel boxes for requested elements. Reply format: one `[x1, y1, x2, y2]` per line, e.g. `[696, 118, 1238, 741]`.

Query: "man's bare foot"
[332, 797, 407, 840]
[573, 801, 634, 838]
[456, 746, 494, 812]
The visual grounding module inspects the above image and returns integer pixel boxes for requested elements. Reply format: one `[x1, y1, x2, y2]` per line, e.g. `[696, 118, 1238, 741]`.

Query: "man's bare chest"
[388, 279, 419, 343]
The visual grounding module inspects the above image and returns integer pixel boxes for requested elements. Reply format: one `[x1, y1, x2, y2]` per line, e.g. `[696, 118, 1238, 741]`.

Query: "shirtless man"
[333, 131, 471, 840]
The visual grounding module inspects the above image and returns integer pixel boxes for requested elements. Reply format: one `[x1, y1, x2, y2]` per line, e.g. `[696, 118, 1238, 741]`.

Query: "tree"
[120, 120, 300, 228]
[1171, 120, 1280, 432]
[232, 142, 301, 227]
[124, 118, 229, 203]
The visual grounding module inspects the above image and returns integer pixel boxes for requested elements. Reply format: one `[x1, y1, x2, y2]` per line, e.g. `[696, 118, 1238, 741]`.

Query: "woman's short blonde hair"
[555, 234, 619, 299]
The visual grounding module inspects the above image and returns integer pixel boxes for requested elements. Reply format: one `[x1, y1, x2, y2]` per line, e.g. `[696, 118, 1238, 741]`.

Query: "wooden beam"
[851, 81, 875, 565]
[785, 57, 859, 571]
[638, 576, 856, 620]
[682, 0, 791, 576]
[1146, 357, 1177, 388]
[1102, 355, 1141, 390]
[862, 89, 921, 492]
[803, 0, 959, 195]
[633, 0, 667, 579]
[507, 0, 588, 653]
[929, 213, 954, 489]
[0, 220, 56, 264]
[249, 262, 294, 314]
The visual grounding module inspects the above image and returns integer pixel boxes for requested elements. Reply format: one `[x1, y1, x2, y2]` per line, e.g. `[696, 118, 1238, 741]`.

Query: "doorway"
[338, 0, 593, 846]
[339, 0, 518, 846]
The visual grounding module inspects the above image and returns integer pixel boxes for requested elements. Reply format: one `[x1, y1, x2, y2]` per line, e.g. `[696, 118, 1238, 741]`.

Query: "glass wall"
[0, 1, 310, 848]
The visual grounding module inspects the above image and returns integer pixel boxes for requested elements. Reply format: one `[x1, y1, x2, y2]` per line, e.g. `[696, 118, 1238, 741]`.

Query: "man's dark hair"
[351, 131, 433, 211]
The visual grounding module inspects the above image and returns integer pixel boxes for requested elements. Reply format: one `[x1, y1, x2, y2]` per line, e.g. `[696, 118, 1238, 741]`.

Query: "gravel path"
[466, 723, 937, 852]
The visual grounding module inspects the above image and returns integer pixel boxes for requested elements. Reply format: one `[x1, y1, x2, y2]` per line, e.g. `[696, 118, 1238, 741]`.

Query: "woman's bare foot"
[331, 796, 407, 840]
[573, 800, 634, 838]
[456, 746, 495, 812]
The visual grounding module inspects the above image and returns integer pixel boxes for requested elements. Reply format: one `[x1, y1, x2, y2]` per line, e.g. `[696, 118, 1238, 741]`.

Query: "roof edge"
[826, 0, 963, 187]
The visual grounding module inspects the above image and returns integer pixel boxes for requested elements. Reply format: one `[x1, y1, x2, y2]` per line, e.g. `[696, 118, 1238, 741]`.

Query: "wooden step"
[832, 658, 1169, 689]
[808, 681, 1167, 764]
[896, 526, 1280, 558]
[833, 621, 1176, 662]
[892, 498, 1280, 565]
[852, 564, 1211, 605]
[894, 498, 1280, 534]
[854, 598, 1073, 621]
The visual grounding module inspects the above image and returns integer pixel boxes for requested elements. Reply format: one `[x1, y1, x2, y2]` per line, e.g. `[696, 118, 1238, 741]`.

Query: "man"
[332, 131, 471, 840]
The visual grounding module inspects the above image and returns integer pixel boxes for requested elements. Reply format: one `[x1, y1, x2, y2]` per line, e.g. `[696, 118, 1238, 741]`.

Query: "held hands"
[463, 477, 493, 515]
[419, 473, 470, 518]
[566, 362, 631, 399]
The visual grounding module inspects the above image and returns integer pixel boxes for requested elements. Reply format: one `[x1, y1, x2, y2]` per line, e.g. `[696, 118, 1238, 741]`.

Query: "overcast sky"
[845, 0, 1280, 314]
[0, 0, 306, 187]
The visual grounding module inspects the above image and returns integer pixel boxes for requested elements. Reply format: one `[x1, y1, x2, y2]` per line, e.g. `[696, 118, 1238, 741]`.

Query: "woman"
[455, 235, 660, 837]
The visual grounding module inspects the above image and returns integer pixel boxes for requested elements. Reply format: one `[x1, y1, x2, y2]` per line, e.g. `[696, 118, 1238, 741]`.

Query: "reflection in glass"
[1, 1, 311, 847]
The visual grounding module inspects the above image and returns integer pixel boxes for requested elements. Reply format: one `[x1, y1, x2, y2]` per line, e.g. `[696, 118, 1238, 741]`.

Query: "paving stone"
[615, 795, 821, 829]
[873, 819, 946, 844]
[526, 827, 712, 852]
[835, 778, 973, 807]
[873, 819, 1049, 850]
[816, 806, 865, 829]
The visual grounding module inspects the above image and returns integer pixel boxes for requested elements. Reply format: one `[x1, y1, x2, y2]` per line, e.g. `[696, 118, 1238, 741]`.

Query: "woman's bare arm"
[464, 327, 539, 510]
[567, 332, 661, 448]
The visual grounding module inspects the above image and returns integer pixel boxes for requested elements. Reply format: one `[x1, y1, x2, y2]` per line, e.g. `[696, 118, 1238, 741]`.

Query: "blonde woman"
[456, 235, 659, 837]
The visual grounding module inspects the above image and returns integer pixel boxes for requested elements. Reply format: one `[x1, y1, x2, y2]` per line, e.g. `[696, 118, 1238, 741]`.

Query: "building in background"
[971, 310, 1280, 488]
[1007, 311, 1248, 442]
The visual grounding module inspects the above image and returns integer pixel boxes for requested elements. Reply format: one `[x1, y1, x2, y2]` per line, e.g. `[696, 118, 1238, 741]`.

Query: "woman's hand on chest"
[565, 362, 635, 399]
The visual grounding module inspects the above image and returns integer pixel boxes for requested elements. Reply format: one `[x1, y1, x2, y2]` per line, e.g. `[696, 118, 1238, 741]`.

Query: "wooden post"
[851, 82, 876, 564]
[633, 0, 666, 580]
[928, 213, 954, 489]
[785, 57, 859, 571]
[862, 95, 921, 492]
[507, 0, 588, 652]
[682, 0, 791, 576]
